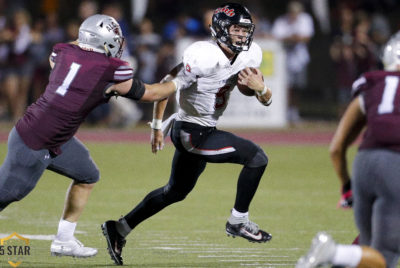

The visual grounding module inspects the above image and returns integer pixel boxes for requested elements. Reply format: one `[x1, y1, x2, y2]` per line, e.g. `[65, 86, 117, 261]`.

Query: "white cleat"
[296, 232, 336, 268]
[50, 237, 97, 258]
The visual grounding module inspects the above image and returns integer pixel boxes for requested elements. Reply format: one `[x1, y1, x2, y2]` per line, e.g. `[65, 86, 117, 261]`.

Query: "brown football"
[237, 67, 258, 96]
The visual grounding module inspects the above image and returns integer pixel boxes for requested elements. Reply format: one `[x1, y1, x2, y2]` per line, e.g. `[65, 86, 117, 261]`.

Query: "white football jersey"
[174, 40, 262, 127]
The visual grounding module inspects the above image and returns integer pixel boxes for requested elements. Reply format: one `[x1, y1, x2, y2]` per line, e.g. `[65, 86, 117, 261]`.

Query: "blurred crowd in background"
[0, 0, 398, 127]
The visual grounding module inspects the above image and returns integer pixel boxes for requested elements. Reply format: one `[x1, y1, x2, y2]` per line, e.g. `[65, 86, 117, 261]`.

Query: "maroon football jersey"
[352, 70, 400, 152]
[16, 43, 133, 155]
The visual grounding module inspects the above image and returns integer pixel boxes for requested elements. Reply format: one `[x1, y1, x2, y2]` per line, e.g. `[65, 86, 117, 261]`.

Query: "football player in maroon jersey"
[0, 14, 177, 258]
[296, 33, 400, 268]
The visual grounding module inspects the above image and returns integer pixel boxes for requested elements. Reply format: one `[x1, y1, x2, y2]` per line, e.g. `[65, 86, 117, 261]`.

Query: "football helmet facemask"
[78, 14, 124, 58]
[382, 32, 400, 71]
[210, 3, 255, 54]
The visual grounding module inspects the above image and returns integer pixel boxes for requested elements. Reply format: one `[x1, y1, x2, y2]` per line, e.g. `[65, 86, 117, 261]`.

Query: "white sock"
[332, 244, 362, 267]
[56, 219, 77, 241]
[231, 208, 249, 218]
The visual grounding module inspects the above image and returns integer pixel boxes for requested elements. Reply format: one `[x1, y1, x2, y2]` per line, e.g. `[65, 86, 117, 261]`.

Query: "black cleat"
[226, 220, 272, 243]
[101, 221, 126, 265]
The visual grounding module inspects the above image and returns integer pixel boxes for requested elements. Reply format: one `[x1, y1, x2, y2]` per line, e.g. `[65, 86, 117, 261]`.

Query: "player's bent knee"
[77, 167, 100, 184]
[247, 147, 268, 168]
[163, 185, 188, 203]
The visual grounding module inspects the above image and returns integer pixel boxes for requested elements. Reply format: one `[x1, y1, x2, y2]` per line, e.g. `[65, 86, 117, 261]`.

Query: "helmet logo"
[185, 63, 191, 73]
[214, 6, 235, 17]
[106, 21, 121, 35]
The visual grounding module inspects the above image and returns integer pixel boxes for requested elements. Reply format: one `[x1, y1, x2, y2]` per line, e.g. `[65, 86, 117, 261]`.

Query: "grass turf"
[0, 143, 357, 267]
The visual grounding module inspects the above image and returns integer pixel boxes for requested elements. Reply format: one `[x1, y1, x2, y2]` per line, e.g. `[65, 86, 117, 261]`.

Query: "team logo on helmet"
[106, 21, 121, 35]
[214, 6, 235, 17]
[185, 63, 191, 73]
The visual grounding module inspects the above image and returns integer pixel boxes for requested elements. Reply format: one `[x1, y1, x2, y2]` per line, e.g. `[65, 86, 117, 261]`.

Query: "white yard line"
[0, 231, 87, 241]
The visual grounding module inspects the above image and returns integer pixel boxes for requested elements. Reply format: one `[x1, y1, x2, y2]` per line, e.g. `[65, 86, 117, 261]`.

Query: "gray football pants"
[353, 149, 400, 268]
[0, 127, 99, 211]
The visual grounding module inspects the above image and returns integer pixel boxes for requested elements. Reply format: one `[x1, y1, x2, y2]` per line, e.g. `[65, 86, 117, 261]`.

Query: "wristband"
[151, 119, 162, 130]
[256, 85, 268, 97]
[263, 98, 272, 106]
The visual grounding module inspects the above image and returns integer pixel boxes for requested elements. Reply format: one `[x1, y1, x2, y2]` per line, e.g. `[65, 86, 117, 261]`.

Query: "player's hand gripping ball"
[237, 67, 261, 96]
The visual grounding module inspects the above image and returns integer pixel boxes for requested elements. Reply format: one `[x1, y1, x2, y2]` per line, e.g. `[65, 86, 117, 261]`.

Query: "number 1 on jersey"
[56, 62, 81, 96]
[378, 76, 400, 114]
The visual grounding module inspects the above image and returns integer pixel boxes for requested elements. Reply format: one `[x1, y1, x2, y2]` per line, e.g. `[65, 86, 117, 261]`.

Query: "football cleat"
[101, 220, 126, 265]
[226, 220, 272, 243]
[337, 189, 353, 209]
[50, 237, 97, 258]
[295, 232, 337, 268]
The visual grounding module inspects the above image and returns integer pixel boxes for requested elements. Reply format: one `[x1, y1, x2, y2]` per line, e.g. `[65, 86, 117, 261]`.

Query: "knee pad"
[162, 184, 187, 203]
[247, 146, 268, 168]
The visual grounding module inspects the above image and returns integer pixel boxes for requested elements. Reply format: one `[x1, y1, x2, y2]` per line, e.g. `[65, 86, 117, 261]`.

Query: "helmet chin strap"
[103, 44, 111, 57]
[103, 44, 111, 56]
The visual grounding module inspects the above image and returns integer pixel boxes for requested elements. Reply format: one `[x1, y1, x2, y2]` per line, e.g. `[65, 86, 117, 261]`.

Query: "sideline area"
[0, 121, 338, 145]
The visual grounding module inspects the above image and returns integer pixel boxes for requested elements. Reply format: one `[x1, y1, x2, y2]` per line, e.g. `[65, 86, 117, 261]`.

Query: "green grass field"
[0, 142, 358, 267]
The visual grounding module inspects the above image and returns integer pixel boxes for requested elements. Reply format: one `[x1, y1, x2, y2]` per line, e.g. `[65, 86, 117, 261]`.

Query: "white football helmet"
[78, 14, 124, 58]
[382, 32, 400, 71]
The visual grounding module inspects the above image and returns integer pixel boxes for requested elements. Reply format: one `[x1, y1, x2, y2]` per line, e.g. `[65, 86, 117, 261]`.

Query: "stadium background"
[0, 0, 400, 267]
[1, 0, 400, 124]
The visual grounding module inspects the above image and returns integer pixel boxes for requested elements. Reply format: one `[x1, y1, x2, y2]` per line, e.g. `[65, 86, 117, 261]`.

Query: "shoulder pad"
[351, 75, 367, 97]
[109, 57, 130, 67]
[183, 41, 223, 76]
[246, 42, 262, 67]
[52, 43, 72, 52]
[111, 58, 133, 82]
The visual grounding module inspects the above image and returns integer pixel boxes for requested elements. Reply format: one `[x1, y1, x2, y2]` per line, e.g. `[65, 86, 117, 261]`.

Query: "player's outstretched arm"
[105, 78, 177, 102]
[329, 97, 366, 188]
[142, 81, 177, 102]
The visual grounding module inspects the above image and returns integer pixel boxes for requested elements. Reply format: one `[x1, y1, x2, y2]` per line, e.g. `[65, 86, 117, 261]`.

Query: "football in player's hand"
[237, 67, 258, 96]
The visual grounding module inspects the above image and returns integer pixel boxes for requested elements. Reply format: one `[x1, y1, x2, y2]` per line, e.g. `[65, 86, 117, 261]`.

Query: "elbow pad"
[123, 78, 145, 100]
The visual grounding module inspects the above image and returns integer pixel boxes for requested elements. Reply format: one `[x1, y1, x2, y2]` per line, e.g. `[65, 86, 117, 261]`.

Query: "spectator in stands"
[271, 1, 314, 124]
[134, 18, 162, 121]
[352, 11, 377, 76]
[162, 13, 203, 41]
[330, 6, 357, 117]
[64, 19, 80, 42]
[136, 18, 161, 84]
[2, 9, 32, 122]
[78, 0, 98, 22]
[28, 16, 49, 102]
[0, 1, 9, 119]
[43, 12, 65, 48]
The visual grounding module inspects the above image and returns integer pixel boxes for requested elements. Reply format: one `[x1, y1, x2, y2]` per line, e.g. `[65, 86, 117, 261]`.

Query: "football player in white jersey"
[101, 3, 272, 265]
